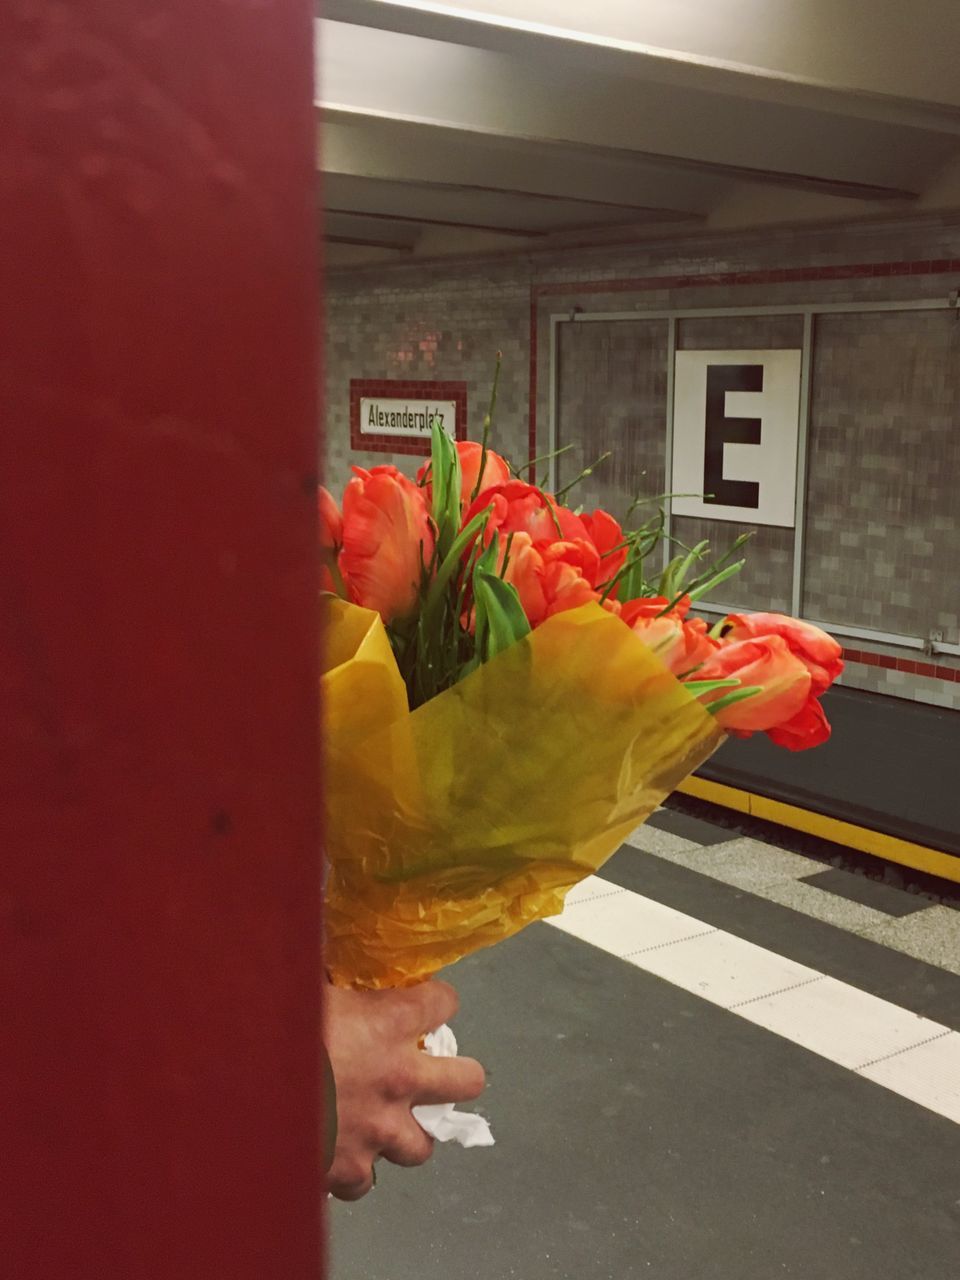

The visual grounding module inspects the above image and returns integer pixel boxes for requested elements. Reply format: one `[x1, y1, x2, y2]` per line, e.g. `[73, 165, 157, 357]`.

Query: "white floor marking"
[546, 877, 960, 1126]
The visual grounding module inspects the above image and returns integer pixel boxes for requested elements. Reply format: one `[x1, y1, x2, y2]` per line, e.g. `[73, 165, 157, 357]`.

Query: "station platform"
[331, 808, 960, 1280]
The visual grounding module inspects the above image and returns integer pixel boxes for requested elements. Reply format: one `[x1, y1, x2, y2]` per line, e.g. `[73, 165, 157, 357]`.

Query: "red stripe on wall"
[841, 649, 958, 682]
[528, 289, 539, 473]
[528, 256, 960, 464]
[533, 258, 960, 299]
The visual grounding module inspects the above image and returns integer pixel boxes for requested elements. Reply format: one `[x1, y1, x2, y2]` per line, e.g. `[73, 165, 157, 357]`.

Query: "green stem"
[471, 352, 502, 503]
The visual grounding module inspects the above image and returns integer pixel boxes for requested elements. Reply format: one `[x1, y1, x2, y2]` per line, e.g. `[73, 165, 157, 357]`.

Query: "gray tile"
[646, 807, 734, 846]
[654, 836, 820, 889]
[861, 907, 960, 978]
[761, 878, 890, 934]
[622, 823, 699, 858]
[803, 868, 928, 918]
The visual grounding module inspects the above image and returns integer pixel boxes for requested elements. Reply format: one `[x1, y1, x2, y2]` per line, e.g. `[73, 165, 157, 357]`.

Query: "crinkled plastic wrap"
[322, 596, 724, 989]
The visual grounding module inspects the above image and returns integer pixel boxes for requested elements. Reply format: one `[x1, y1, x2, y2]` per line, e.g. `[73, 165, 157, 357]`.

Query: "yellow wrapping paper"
[321, 596, 724, 989]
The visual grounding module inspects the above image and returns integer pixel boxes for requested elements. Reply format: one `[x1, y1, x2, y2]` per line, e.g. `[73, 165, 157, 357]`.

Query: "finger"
[327, 1158, 375, 1203]
[379, 1116, 435, 1168]
[395, 979, 460, 1037]
[412, 1054, 486, 1106]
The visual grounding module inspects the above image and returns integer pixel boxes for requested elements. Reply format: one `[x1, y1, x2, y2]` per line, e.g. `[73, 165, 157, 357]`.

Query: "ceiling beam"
[321, 114, 722, 214]
[326, 205, 545, 236]
[326, 234, 414, 251]
[316, 21, 955, 197]
[323, 0, 960, 116]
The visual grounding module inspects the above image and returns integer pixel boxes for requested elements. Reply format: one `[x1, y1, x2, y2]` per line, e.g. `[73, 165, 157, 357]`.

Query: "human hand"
[324, 979, 485, 1201]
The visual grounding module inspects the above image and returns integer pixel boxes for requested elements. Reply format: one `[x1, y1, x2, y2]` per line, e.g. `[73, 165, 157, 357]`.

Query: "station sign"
[671, 349, 802, 527]
[350, 379, 468, 456]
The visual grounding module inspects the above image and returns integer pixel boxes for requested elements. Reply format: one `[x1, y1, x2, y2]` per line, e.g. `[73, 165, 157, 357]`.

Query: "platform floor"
[331, 809, 960, 1280]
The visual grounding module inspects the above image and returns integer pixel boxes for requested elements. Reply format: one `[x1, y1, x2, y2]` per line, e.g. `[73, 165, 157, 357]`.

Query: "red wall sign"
[351, 378, 468, 455]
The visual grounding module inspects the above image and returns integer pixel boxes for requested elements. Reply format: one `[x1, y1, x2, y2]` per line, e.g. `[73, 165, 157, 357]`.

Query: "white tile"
[630, 928, 820, 1008]
[737, 976, 950, 1069]
[548, 890, 715, 957]
[857, 1032, 960, 1125]
[560, 875, 627, 908]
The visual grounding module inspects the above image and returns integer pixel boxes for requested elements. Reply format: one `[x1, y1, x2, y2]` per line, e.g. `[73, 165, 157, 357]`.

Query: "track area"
[663, 792, 960, 911]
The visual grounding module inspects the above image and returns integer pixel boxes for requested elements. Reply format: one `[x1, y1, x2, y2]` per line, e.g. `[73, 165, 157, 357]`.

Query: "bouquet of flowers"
[320, 384, 843, 993]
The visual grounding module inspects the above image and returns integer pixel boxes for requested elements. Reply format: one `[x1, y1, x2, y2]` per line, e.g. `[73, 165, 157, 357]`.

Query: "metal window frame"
[547, 297, 960, 658]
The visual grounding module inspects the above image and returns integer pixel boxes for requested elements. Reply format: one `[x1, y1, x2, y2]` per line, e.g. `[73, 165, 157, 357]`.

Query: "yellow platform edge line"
[676, 775, 960, 885]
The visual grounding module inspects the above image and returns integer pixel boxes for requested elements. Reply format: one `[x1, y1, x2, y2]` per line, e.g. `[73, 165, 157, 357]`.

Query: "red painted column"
[0, 4, 323, 1276]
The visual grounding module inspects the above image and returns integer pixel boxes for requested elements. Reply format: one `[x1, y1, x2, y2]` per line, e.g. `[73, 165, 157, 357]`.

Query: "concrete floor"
[330, 820, 960, 1280]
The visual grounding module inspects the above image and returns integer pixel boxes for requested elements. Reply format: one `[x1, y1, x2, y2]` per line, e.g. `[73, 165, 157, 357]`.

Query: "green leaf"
[705, 685, 763, 715]
[430, 417, 461, 558]
[471, 352, 502, 502]
[421, 505, 492, 626]
[682, 678, 742, 694]
[473, 569, 530, 662]
[686, 561, 746, 603]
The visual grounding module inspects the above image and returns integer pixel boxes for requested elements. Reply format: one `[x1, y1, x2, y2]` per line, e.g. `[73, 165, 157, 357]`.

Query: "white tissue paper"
[412, 1024, 495, 1148]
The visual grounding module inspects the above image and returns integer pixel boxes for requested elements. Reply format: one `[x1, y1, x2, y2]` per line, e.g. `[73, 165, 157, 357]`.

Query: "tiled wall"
[555, 319, 667, 520]
[325, 213, 960, 711]
[325, 265, 530, 488]
[804, 309, 959, 642]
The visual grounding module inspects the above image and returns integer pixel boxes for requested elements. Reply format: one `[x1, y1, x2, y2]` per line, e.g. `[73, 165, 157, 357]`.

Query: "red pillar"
[0, 4, 323, 1276]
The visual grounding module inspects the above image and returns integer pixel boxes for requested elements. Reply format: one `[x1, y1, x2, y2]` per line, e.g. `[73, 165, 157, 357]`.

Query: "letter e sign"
[671, 349, 802, 527]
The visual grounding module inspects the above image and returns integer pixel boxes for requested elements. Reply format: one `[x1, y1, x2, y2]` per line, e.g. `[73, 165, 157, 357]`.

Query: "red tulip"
[340, 465, 435, 623]
[767, 698, 831, 751]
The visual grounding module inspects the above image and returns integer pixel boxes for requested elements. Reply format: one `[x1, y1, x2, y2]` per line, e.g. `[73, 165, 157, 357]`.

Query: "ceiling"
[315, 1, 960, 265]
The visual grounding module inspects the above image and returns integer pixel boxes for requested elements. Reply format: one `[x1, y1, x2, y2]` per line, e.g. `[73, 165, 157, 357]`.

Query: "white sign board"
[359, 397, 458, 440]
[671, 349, 802, 527]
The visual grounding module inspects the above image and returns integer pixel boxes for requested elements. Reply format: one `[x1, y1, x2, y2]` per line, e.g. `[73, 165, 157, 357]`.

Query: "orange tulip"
[498, 531, 548, 626]
[463, 480, 590, 549]
[541, 538, 602, 591]
[630, 614, 718, 677]
[490, 532, 603, 629]
[581, 510, 628, 592]
[455, 441, 511, 505]
[319, 486, 343, 595]
[694, 635, 812, 732]
[340, 465, 435, 623]
[541, 557, 602, 621]
[318, 486, 342, 550]
[417, 441, 511, 511]
[721, 612, 843, 695]
[620, 594, 692, 627]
